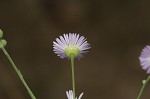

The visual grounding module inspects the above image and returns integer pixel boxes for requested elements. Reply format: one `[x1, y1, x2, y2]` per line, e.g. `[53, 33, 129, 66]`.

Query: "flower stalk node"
[142, 80, 146, 84]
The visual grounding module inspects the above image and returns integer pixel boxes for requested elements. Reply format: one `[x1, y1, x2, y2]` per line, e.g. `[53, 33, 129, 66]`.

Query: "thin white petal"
[78, 93, 84, 99]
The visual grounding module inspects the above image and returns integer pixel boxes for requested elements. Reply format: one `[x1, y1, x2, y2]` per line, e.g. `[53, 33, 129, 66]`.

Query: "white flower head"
[66, 90, 83, 99]
[53, 33, 90, 59]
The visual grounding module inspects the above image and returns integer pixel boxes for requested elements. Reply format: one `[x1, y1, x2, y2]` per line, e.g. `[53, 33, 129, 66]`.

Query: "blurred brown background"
[0, 0, 150, 99]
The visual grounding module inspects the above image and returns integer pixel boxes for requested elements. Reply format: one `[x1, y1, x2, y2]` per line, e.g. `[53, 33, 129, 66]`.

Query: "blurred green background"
[0, 0, 150, 99]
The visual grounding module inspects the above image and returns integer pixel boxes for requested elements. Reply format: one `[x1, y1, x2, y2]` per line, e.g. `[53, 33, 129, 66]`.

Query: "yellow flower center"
[64, 45, 79, 58]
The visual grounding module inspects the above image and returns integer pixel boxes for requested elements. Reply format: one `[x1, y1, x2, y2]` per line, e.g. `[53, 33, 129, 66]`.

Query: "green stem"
[1, 47, 36, 99]
[137, 76, 150, 99]
[71, 58, 75, 99]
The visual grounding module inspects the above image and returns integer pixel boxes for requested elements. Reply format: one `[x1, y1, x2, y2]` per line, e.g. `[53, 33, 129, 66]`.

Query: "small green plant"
[0, 29, 36, 99]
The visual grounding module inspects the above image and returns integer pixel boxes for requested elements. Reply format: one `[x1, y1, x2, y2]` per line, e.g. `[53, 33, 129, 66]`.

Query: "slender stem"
[137, 76, 150, 99]
[1, 47, 36, 99]
[71, 58, 75, 99]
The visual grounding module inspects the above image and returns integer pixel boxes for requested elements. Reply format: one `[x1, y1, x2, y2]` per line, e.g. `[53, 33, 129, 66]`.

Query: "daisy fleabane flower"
[53, 33, 90, 59]
[66, 90, 83, 99]
[139, 45, 150, 74]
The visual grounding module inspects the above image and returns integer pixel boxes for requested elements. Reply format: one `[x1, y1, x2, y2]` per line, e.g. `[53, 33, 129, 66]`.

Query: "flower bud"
[0, 29, 3, 39]
[0, 39, 7, 48]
